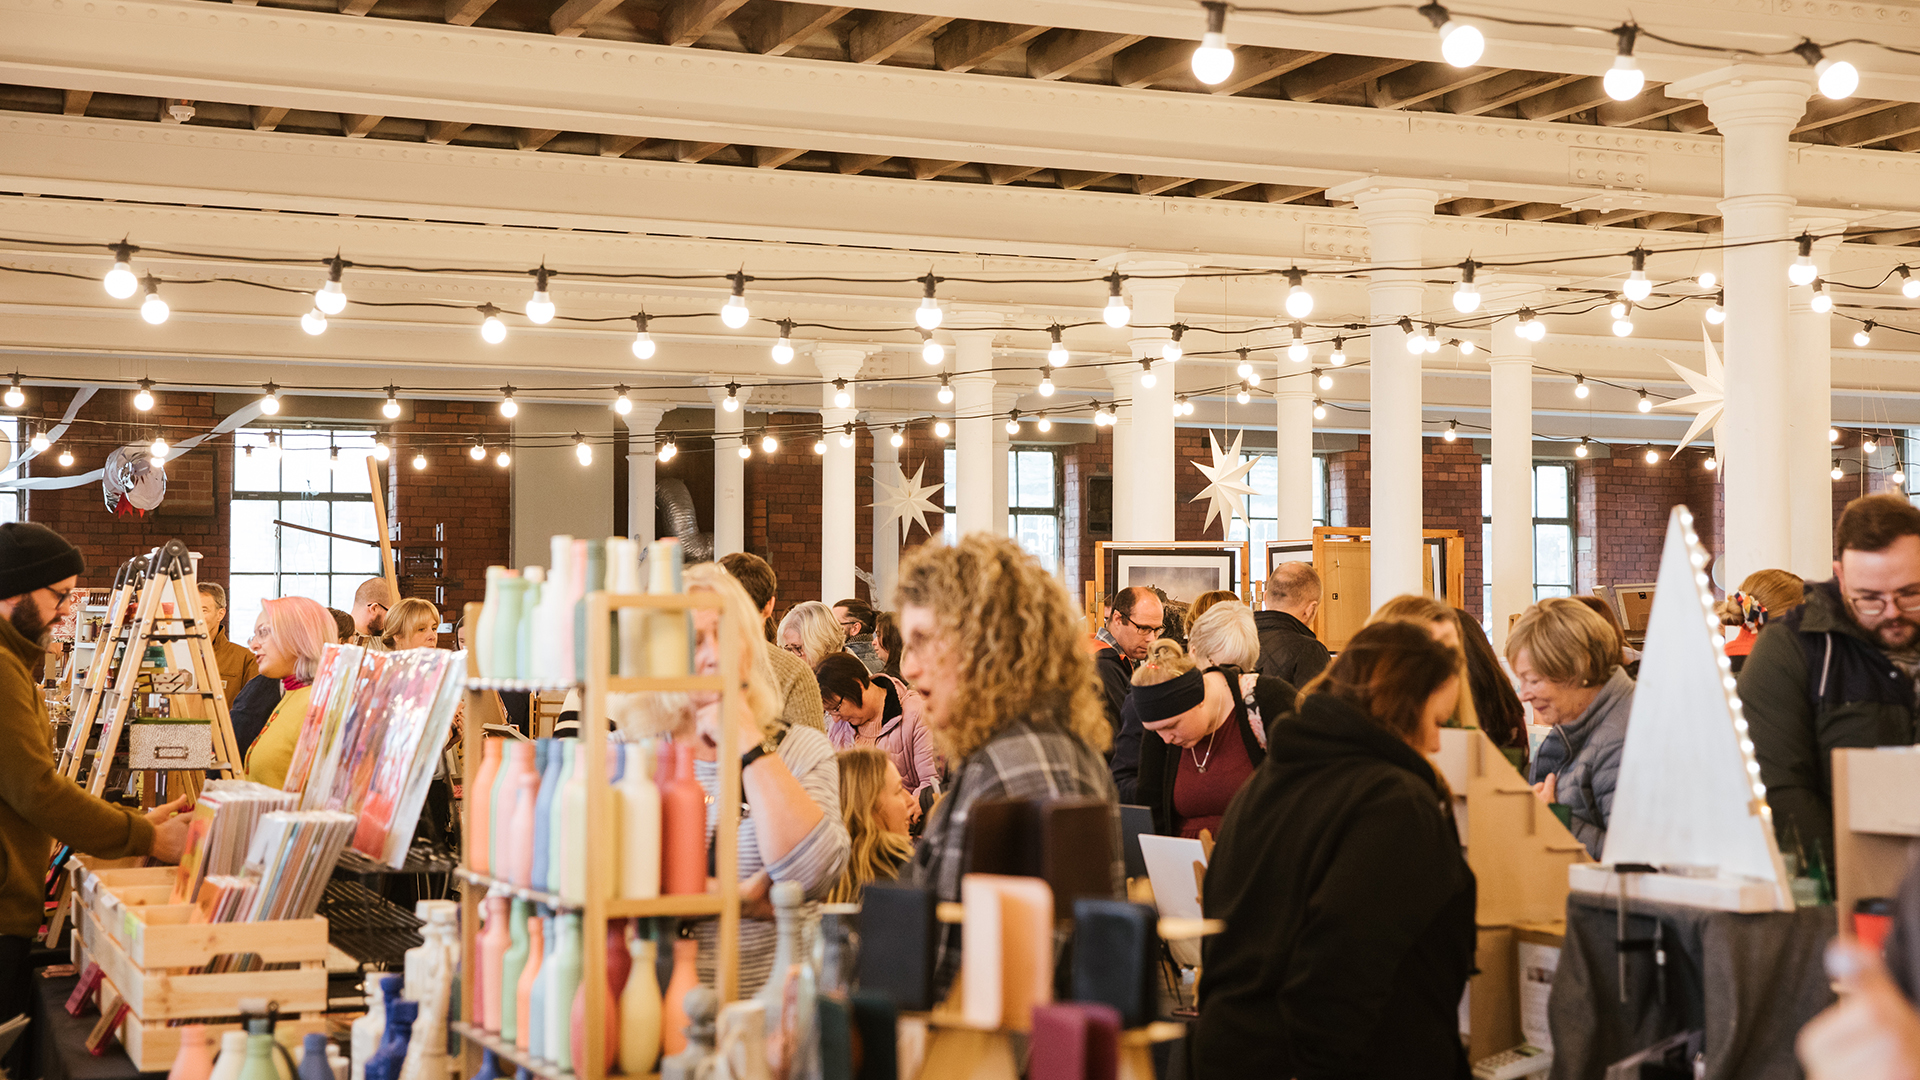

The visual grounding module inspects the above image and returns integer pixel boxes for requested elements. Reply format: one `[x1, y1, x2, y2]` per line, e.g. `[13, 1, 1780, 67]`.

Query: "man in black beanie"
[0, 523, 188, 1043]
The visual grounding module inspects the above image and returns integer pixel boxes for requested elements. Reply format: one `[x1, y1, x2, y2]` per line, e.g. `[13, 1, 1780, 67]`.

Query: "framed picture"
[1095, 542, 1247, 607]
[1265, 540, 1314, 584]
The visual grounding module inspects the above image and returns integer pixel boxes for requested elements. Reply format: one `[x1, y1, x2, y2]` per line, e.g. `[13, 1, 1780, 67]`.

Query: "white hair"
[1187, 602, 1260, 670]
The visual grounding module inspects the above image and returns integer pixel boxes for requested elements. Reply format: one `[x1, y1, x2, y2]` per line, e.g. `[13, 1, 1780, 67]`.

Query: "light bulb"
[134, 381, 155, 412]
[29, 431, 48, 453]
[1856, 324, 1874, 347]
[1451, 280, 1481, 315]
[735, 443, 751, 460]
[1574, 376, 1589, 399]
[937, 376, 954, 406]
[140, 278, 169, 325]
[1103, 272, 1130, 328]
[934, 420, 951, 438]
[1610, 300, 1629, 320]
[812, 439, 826, 455]
[1182, 397, 1196, 416]
[759, 432, 778, 454]
[2, 380, 21, 409]
[1866, 435, 1880, 453]
[1831, 427, 1842, 443]
[1704, 456, 1718, 472]
[722, 385, 740, 413]
[916, 297, 943, 331]
[1318, 371, 1333, 390]
[499, 389, 518, 418]
[1457, 338, 1476, 356]
[525, 267, 555, 324]
[721, 271, 750, 329]
[496, 450, 511, 468]
[890, 426, 905, 448]
[1422, 4, 1484, 66]
[1139, 364, 1156, 389]
[383, 391, 402, 419]
[104, 244, 138, 299]
[1834, 463, 1846, 481]
[1096, 406, 1115, 427]
[1706, 298, 1725, 325]
[1604, 54, 1644, 101]
[921, 334, 945, 366]
[1192, 3, 1234, 85]
[839, 427, 855, 449]
[1424, 330, 1442, 354]
[1444, 421, 1458, 443]
[1236, 383, 1251, 405]
[1006, 414, 1021, 435]
[1520, 317, 1545, 342]
[1037, 413, 1052, 433]
[57, 448, 74, 467]
[1575, 439, 1590, 459]
[260, 386, 281, 414]
[1406, 330, 1425, 356]
[150, 435, 169, 459]
[1613, 316, 1634, 337]
[372, 439, 390, 462]
[660, 440, 679, 462]
[1696, 271, 1717, 290]
[1039, 375, 1056, 397]
[1903, 267, 1920, 299]
[613, 388, 633, 415]
[1329, 339, 1347, 366]
[263, 433, 280, 461]
[1173, 396, 1189, 417]
[832, 379, 852, 410]
[1811, 283, 1832, 314]
[1165, 328, 1185, 363]
[1313, 400, 1327, 421]
[632, 314, 657, 360]
[1623, 272, 1652, 303]
[1789, 235, 1819, 286]
[575, 436, 593, 466]
[412, 451, 427, 470]
[1816, 56, 1859, 100]
[1645, 448, 1660, 464]
[1236, 351, 1254, 380]
[315, 273, 347, 315]
[1048, 325, 1070, 367]
[1289, 341, 1309, 364]
[772, 324, 795, 365]
[1637, 390, 1652, 413]
[480, 307, 507, 344]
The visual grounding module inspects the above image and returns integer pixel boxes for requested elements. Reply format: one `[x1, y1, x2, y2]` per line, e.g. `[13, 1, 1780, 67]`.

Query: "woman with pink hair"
[243, 595, 339, 788]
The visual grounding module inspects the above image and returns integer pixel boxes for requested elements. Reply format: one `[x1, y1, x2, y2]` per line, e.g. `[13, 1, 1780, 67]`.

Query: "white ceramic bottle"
[617, 742, 661, 900]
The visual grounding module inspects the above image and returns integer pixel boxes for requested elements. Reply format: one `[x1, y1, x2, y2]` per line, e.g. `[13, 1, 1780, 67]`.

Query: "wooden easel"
[1309, 526, 1467, 650]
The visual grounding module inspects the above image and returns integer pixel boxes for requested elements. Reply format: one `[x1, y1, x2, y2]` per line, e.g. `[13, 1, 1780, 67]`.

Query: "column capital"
[705, 383, 753, 410]
[1272, 369, 1315, 400]
[1667, 65, 1814, 124]
[1103, 356, 1136, 395]
[814, 346, 871, 383]
[620, 403, 670, 433]
[1326, 177, 1449, 217]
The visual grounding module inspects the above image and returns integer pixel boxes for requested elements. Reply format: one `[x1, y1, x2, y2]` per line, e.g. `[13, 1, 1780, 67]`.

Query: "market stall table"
[31, 973, 157, 1080]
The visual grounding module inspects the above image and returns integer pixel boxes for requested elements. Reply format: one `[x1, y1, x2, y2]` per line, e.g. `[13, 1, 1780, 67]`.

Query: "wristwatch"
[740, 729, 781, 771]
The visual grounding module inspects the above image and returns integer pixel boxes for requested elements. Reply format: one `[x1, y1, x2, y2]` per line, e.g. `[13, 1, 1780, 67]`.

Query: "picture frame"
[1094, 541, 1248, 608]
[1265, 540, 1314, 585]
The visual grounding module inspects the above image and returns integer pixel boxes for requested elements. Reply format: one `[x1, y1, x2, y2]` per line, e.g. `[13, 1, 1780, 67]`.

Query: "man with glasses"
[1742, 494, 1920, 871]
[1092, 586, 1164, 752]
[0, 524, 190, 1055]
[349, 576, 392, 649]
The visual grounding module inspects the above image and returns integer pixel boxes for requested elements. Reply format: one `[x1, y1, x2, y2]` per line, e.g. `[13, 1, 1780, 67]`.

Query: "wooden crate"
[116, 1009, 327, 1072]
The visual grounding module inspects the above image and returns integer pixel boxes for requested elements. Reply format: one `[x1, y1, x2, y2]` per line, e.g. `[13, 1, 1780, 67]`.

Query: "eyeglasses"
[837, 618, 863, 634]
[1114, 613, 1163, 635]
[41, 585, 74, 611]
[782, 642, 806, 656]
[1849, 591, 1920, 616]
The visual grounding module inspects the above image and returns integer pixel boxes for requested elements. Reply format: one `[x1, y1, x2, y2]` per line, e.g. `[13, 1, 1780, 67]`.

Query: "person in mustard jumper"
[0, 524, 190, 1037]
[241, 596, 339, 789]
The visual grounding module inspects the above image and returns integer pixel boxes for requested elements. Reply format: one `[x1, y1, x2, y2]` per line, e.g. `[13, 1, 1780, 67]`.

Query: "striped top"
[692, 722, 848, 997]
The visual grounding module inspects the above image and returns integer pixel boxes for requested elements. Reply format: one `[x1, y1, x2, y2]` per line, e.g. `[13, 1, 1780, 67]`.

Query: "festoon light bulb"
[383, 387, 403, 419]
[721, 271, 751, 329]
[772, 319, 796, 365]
[1637, 390, 1653, 413]
[1604, 25, 1644, 101]
[1623, 248, 1652, 302]
[1190, 1, 1234, 85]
[1573, 375, 1589, 399]
[1811, 280, 1833, 314]
[934, 420, 951, 438]
[1164, 324, 1185, 362]
[915, 273, 943, 330]
[259, 384, 281, 415]
[1288, 323, 1310, 364]
[632, 313, 657, 360]
[29, 430, 49, 454]
[1047, 325, 1070, 367]
[478, 304, 507, 344]
[839, 424, 855, 449]
[1705, 293, 1726, 325]
[1284, 267, 1313, 319]
[1138, 359, 1155, 388]
[574, 433, 593, 466]
[937, 374, 954, 406]
[1575, 438, 1590, 459]
[103, 242, 138, 300]
[496, 449, 512, 468]
[920, 330, 945, 365]
[498, 386, 518, 418]
[1789, 234, 1819, 287]
[315, 256, 348, 315]
[1795, 39, 1859, 100]
[139, 277, 170, 325]
[2, 377, 22, 410]
[890, 426, 905, 449]
[1329, 337, 1347, 366]
[1005, 411, 1021, 436]
[524, 266, 555, 324]
[1039, 373, 1056, 397]
[1420, 2, 1484, 66]
[1443, 420, 1458, 443]
[722, 383, 741, 412]
[133, 379, 156, 412]
[832, 379, 852, 410]
[1313, 399, 1328, 421]
[1102, 271, 1130, 328]
[1902, 266, 1920, 299]
[301, 308, 328, 336]
[761, 431, 779, 454]
[1696, 271, 1718, 290]
[613, 386, 634, 415]
[412, 450, 428, 470]
[1453, 260, 1480, 313]
[1856, 321, 1875, 347]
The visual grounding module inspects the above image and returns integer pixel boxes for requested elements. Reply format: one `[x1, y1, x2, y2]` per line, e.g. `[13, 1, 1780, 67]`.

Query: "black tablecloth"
[31, 974, 159, 1080]
[1548, 891, 1836, 1080]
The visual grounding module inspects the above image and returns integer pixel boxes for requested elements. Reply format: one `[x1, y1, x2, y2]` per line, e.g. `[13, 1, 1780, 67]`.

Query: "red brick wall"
[24, 388, 230, 595]
[1424, 438, 1483, 619]
[385, 400, 513, 623]
[1174, 428, 1220, 542]
[1062, 427, 1112, 594]
[1575, 450, 1722, 592]
[744, 412, 822, 612]
[1327, 435, 1371, 528]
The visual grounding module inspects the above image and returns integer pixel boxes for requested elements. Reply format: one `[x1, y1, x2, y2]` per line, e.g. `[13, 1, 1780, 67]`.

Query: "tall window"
[228, 430, 381, 638]
[0, 419, 20, 525]
[1227, 454, 1328, 548]
[1481, 461, 1576, 614]
[941, 447, 1063, 573]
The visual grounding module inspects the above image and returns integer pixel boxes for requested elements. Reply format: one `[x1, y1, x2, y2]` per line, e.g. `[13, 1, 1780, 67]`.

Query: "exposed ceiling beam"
[1638, 212, 1714, 230]
[984, 163, 1043, 185]
[340, 113, 382, 138]
[753, 145, 807, 168]
[1057, 170, 1116, 190]
[1370, 63, 1502, 110]
[1443, 70, 1581, 116]
[337, 0, 378, 15]
[1443, 197, 1528, 217]
[1026, 29, 1143, 82]
[1517, 203, 1579, 221]
[514, 128, 562, 152]
[1514, 77, 1612, 122]
[250, 105, 289, 131]
[910, 158, 967, 180]
[1665, 105, 1715, 134]
[847, 11, 950, 64]
[442, 0, 498, 26]
[62, 90, 90, 116]
[1260, 184, 1323, 203]
[933, 20, 1045, 73]
[1133, 174, 1187, 196]
[1110, 39, 1192, 89]
[742, 3, 851, 56]
[1209, 46, 1329, 95]
[1794, 97, 1899, 136]
[547, 0, 626, 37]
[653, 0, 751, 46]
[425, 120, 468, 143]
[1594, 92, 1695, 127]
[599, 134, 647, 157]
[1821, 103, 1920, 148]
[1189, 178, 1256, 199]
[1282, 55, 1416, 104]
[835, 152, 890, 174]
[676, 141, 731, 163]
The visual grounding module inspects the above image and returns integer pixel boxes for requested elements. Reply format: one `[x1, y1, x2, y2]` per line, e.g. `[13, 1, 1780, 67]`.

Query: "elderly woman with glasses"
[1506, 597, 1634, 859]
[780, 601, 848, 671]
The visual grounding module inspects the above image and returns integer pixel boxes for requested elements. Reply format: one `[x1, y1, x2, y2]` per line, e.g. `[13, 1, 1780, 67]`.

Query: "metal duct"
[655, 478, 714, 563]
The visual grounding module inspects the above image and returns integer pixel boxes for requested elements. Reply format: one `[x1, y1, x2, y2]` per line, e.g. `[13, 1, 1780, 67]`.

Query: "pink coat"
[826, 674, 942, 797]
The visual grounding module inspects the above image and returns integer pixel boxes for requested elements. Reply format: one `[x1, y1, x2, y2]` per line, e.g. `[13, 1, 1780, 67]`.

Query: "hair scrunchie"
[1731, 590, 1769, 634]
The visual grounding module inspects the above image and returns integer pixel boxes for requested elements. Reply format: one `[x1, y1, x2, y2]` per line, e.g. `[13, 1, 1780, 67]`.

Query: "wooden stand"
[1308, 527, 1466, 650]
[455, 589, 746, 1080]
[1833, 747, 1920, 931]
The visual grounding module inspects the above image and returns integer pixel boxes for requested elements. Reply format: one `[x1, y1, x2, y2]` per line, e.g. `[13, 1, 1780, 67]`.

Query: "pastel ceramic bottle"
[574, 539, 603, 686]
[540, 537, 575, 684]
[476, 567, 504, 676]
[569, 917, 628, 1076]
[517, 568, 543, 682]
[526, 908, 554, 1061]
[211, 1031, 250, 1080]
[468, 739, 503, 876]
[236, 1018, 282, 1080]
[619, 935, 663, 1077]
[559, 741, 588, 903]
[529, 740, 561, 894]
[297, 1034, 332, 1080]
[350, 974, 400, 1080]
[168, 1025, 214, 1080]
[480, 893, 510, 1032]
[362, 1002, 416, 1080]
[545, 742, 576, 896]
[611, 539, 643, 677]
[661, 742, 708, 896]
[514, 910, 545, 1054]
[499, 899, 531, 1044]
[547, 913, 584, 1075]
[489, 575, 525, 682]
[661, 937, 701, 1057]
[503, 742, 541, 887]
[646, 539, 690, 677]
[617, 742, 661, 899]
[488, 741, 526, 879]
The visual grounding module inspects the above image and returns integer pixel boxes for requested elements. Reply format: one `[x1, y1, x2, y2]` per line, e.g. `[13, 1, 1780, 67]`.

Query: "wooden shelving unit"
[456, 588, 746, 1080]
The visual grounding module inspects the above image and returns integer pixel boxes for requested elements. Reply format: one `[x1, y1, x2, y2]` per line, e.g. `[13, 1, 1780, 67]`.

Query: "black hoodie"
[1194, 692, 1476, 1080]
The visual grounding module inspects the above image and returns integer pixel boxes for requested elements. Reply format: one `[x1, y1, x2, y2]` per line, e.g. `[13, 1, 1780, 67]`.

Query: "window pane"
[1535, 524, 1573, 587]
[1312, 456, 1327, 528]
[1248, 455, 1277, 521]
[331, 441, 375, 495]
[280, 440, 331, 496]
[331, 502, 381, 573]
[1481, 463, 1493, 519]
[230, 501, 280, 573]
[279, 501, 331, 574]
[234, 432, 280, 492]
[332, 576, 363, 613]
[1013, 451, 1053, 509]
[278, 574, 331, 608]
[0, 493, 18, 525]
[943, 448, 957, 512]
[228, 575, 277, 645]
[1536, 584, 1573, 601]
[1536, 465, 1570, 520]
[1012, 514, 1059, 573]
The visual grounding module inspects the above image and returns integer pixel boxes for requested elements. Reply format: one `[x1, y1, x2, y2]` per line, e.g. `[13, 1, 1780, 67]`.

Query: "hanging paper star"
[1653, 328, 1725, 455]
[872, 460, 944, 541]
[1190, 430, 1260, 535]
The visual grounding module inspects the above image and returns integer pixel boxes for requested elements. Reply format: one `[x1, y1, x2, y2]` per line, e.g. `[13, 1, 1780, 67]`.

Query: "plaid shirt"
[904, 716, 1122, 997]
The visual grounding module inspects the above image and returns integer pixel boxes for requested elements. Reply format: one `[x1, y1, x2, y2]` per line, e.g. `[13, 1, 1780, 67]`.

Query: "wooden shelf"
[603, 675, 724, 693]
[604, 893, 725, 919]
[465, 678, 581, 693]
[454, 868, 578, 912]
[451, 1021, 573, 1080]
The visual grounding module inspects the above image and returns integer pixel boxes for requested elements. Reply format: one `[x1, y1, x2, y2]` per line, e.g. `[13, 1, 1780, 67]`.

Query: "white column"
[950, 320, 998, 537]
[816, 348, 868, 602]
[706, 383, 750, 558]
[1331, 180, 1441, 602]
[1121, 262, 1187, 542]
[993, 387, 1019, 530]
[1671, 66, 1812, 584]
[1486, 288, 1542, 650]
[1273, 369, 1316, 541]
[1788, 225, 1844, 578]
[1104, 362, 1135, 541]
[870, 417, 902, 603]
[620, 403, 668, 543]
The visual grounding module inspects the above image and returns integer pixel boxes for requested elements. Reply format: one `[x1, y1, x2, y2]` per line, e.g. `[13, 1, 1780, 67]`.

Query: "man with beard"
[1742, 494, 1920, 874]
[0, 524, 189, 1052]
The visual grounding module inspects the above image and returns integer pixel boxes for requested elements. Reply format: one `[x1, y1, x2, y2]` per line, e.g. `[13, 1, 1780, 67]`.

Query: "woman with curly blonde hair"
[894, 533, 1119, 997]
[825, 746, 916, 904]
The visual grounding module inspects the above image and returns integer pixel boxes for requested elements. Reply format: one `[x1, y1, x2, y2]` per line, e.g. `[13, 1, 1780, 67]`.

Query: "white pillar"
[1788, 225, 1844, 578]
[950, 321, 998, 537]
[706, 384, 750, 558]
[870, 418, 902, 604]
[816, 348, 868, 603]
[620, 403, 668, 543]
[1121, 262, 1186, 542]
[993, 387, 1019, 530]
[1274, 369, 1316, 541]
[1671, 66, 1812, 584]
[1104, 362, 1136, 541]
[1331, 180, 1441, 602]
[1487, 288, 1542, 649]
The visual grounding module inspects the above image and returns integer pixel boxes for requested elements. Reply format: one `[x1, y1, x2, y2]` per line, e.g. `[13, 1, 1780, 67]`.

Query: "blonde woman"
[1505, 597, 1634, 858]
[1366, 594, 1482, 731]
[779, 601, 847, 671]
[896, 533, 1119, 998]
[1718, 569, 1805, 673]
[1187, 589, 1242, 630]
[826, 746, 916, 904]
[379, 597, 441, 651]
[244, 596, 340, 788]
[626, 564, 849, 998]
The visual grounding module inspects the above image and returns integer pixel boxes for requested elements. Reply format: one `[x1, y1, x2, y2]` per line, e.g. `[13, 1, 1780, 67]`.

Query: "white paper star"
[872, 460, 944, 541]
[1653, 328, 1725, 456]
[1190, 430, 1260, 536]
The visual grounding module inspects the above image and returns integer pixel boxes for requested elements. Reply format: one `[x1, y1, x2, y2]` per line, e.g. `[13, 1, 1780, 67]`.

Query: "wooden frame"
[1092, 541, 1250, 609]
[454, 588, 746, 1080]
[1308, 527, 1466, 651]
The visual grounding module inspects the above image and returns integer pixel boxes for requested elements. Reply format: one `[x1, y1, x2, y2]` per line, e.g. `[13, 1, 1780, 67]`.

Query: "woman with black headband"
[1128, 604, 1295, 838]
